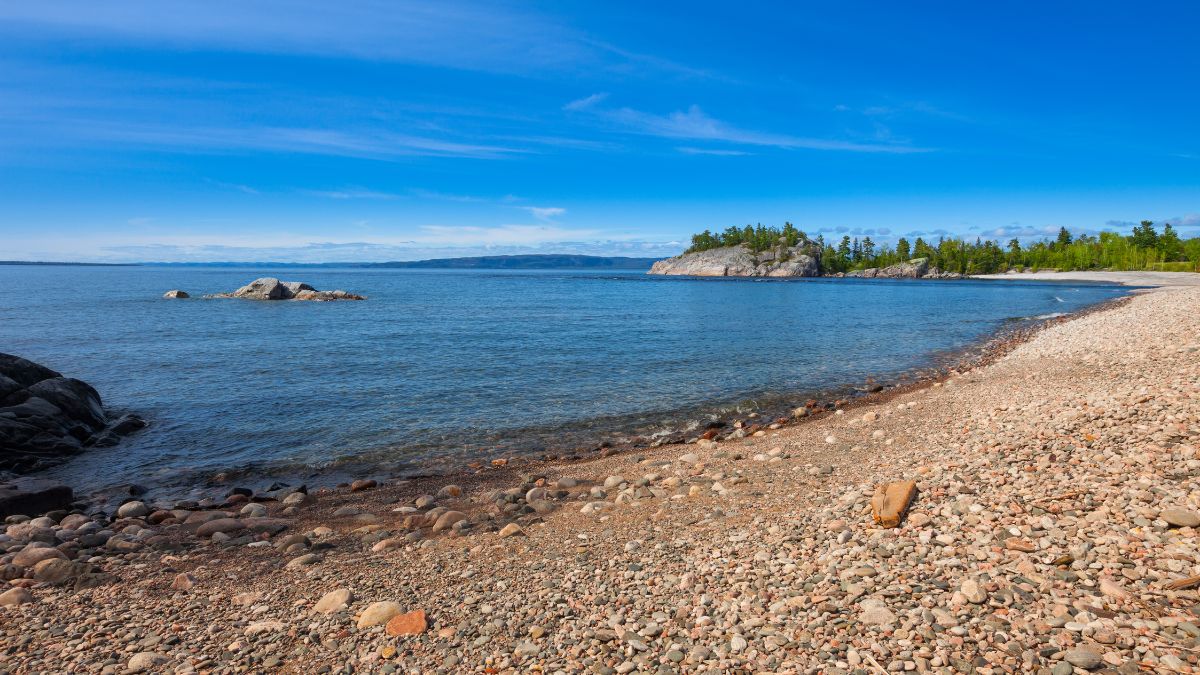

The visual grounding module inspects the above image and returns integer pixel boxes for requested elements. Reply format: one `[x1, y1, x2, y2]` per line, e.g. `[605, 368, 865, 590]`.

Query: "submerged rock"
[0, 353, 145, 474]
[207, 278, 365, 301]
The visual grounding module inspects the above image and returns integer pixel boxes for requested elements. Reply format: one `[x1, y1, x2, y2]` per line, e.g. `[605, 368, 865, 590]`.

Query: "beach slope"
[3, 288, 1200, 673]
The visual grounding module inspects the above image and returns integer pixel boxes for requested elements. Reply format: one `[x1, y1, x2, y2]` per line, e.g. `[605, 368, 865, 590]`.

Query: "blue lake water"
[0, 265, 1127, 495]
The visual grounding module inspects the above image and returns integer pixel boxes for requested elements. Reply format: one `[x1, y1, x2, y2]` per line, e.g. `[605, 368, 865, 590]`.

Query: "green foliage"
[685, 220, 1200, 274]
[686, 222, 808, 254]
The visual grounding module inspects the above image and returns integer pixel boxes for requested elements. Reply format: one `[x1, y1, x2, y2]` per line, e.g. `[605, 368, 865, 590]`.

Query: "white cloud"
[608, 105, 929, 153]
[563, 93, 608, 111]
[521, 206, 566, 220]
[74, 123, 525, 160]
[676, 146, 750, 156]
[0, 2, 705, 79]
[305, 187, 402, 200]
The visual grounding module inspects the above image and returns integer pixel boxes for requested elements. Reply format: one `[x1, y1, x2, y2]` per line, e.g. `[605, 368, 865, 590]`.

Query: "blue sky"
[1, 1, 1198, 262]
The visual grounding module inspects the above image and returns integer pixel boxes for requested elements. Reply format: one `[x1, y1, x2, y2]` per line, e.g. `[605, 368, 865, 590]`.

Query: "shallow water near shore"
[0, 266, 1127, 496]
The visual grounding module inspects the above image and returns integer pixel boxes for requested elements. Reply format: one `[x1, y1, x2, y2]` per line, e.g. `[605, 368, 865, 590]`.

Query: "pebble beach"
[3, 285, 1200, 674]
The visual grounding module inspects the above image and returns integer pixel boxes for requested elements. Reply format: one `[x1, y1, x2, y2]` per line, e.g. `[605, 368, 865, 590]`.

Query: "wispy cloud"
[407, 188, 488, 203]
[204, 178, 260, 195]
[58, 122, 525, 160]
[0, 2, 708, 80]
[563, 93, 608, 111]
[608, 105, 930, 153]
[676, 146, 750, 156]
[522, 206, 566, 220]
[305, 187, 402, 200]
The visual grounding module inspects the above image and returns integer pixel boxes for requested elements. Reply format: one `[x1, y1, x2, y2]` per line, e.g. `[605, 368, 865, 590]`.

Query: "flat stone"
[961, 579, 987, 604]
[431, 510, 467, 533]
[314, 588, 353, 614]
[1162, 508, 1200, 528]
[12, 545, 66, 567]
[117, 501, 150, 518]
[358, 601, 403, 629]
[195, 518, 246, 537]
[1064, 647, 1103, 669]
[0, 587, 34, 606]
[127, 652, 168, 673]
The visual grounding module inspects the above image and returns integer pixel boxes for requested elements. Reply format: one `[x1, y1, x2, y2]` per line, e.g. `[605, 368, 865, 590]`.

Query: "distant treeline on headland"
[685, 220, 1200, 274]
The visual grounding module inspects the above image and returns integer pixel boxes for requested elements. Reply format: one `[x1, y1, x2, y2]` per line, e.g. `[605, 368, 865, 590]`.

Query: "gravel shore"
[3, 287, 1199, 674]
[972, 270, 1200, 286]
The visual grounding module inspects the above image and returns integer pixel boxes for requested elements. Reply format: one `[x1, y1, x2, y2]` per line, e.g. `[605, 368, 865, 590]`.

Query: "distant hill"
[0, 261, 138, 266]
[9, 252, 662, 267]
[360, 255, 659, 269]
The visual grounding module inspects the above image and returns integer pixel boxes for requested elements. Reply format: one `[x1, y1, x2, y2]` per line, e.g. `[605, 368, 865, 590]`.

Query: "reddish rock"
[171, 573, 197, 591]
[385, 609, 427, 636]
[350, 479, 377, 492]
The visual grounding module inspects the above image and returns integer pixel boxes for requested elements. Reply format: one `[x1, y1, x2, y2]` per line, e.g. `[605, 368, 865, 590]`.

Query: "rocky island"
[649, 243, 961, 280]
[648, 224, 963, 279]
[203, 277, 366, 301]
[648, 241, 822, 277]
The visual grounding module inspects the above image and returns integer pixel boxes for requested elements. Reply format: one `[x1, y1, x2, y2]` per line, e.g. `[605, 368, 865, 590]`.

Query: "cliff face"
[845, 258, 964, 280]
[648, 244, 821, 277]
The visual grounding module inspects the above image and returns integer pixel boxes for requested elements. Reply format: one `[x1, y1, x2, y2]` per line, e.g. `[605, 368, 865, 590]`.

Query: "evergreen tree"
[895, 237, 911, 260]
[1159, 223, 1183, 261]
[1131, 220, 1158, 249]
[1056, 227, 1072, 249]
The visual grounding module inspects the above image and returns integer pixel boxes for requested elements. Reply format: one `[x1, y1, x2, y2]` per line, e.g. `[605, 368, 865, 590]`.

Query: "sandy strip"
[973, 269, 1200, 286]
[2, 287, 1199, 674]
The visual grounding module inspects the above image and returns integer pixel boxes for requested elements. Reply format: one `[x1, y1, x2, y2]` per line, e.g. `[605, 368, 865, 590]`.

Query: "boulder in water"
[162, 290, 189, 299]
[209, 278, 365, 301]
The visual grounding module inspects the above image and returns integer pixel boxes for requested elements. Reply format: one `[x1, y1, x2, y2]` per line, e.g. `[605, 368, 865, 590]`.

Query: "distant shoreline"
[1, 254, 658, 270]
[0, 261, 140, 267]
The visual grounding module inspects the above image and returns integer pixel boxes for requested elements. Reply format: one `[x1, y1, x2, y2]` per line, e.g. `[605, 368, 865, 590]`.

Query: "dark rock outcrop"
[648, 242, 822, 277]
[0, 477, 73, 518]
[207, 278, 365, 301]
[0, 353, 145, 473]
[162, 290, 189, 299]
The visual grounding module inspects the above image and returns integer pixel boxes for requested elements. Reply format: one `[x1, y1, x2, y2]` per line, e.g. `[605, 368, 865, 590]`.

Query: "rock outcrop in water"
[207, 278, 366, 301]
[0, 353, 145, 473]
[648, 243, 821, 277]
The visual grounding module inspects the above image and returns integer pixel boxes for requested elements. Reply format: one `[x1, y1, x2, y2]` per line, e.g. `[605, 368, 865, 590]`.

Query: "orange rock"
[385, 610, 427, 637]
[869, 480, 917, 528]
[1005, 537, 1037, 553]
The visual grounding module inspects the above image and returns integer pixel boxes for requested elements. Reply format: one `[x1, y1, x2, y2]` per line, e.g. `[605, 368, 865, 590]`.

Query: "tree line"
[685, 221, 1199, 274]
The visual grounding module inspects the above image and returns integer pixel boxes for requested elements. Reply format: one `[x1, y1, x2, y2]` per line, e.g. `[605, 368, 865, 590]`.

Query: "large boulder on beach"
[649, 243, 821, 277]
[210, 278, 365, 301]
[0, 353, 145, 474]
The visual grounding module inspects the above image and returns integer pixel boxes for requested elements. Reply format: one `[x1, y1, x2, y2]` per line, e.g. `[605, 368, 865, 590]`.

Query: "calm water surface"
[0, 266, 1126, 495]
